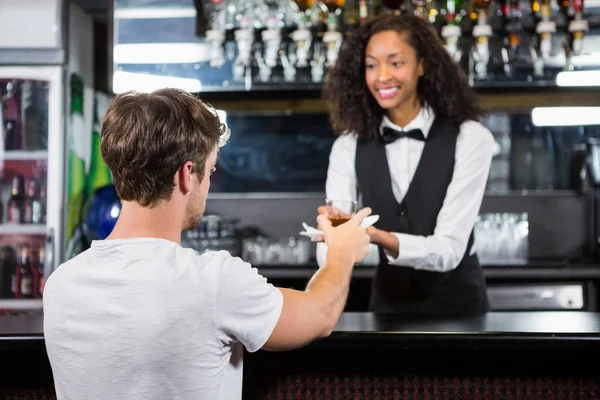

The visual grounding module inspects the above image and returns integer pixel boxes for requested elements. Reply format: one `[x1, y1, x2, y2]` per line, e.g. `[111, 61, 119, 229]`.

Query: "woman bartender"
[319, 14, 495, 315]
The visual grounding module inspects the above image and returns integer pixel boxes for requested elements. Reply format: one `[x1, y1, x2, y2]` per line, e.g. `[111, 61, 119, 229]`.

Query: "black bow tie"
[380, 127, 426, 144]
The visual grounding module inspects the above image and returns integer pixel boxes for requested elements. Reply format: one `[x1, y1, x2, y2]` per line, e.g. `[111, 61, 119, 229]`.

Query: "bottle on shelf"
[18, 245, 33, 299]
[2, 80, 22, 151]
[24, 177, 44, 224]
[36, 244, 44, 298]
[31, 245, 42, 298]
[6, 174, 26, 224]
[0, 246, 17, 299]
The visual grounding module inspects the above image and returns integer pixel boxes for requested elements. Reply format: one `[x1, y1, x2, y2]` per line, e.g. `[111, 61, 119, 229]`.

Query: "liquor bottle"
[2, 81, 22, 151]
[343, 0, 358, 27]
[445, 0, 462, 24]
[530, 0, 540, 17]
[557, 0, 570, 18]
[24, 177, 44, 224]
[323, 0, 346, 12]
[0, 246, 17, 299]
[473, 0, 492, 24]
[31, 246, 42, 299]
[6, 175, 25, 224]
[18, 246, 33, 299]
[505, 0, 521, 56]
[294, 0, 315, 12]
[569, 0, 588, 54]
[573, 0, 583, 18]
[39, 182, 47, 224]
[37, 245, 45, 298]
[10, 246, 20, 299]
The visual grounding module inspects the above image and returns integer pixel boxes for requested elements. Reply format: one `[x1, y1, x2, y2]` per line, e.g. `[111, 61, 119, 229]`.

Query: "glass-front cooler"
[0, 67, 64, 313]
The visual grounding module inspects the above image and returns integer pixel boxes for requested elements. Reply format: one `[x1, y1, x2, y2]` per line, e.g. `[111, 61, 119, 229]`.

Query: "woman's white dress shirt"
[325, 106, 495, 273]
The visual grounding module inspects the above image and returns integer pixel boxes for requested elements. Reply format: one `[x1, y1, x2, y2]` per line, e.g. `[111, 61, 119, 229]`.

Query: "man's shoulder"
[43, 248, 95, 297]
[196, 250, 254, 277]
[51, 248, 95, 275]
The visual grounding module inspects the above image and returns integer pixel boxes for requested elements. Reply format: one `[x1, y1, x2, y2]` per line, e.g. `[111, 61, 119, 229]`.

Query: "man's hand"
[317, 205, 350, 220]
[317, 207, 372, 265]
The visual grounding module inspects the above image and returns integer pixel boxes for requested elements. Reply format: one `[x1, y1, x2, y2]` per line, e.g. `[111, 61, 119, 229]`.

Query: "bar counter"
[244, 312, 600, 399]
[1, 312, 600, 398]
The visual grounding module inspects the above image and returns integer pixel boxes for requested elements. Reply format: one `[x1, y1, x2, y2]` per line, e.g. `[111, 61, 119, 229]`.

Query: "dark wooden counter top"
[0, 315, 44, 351]
[320, 311, 600, 350]
[2, 312, 600, 398]
[257, 261, 600, 280]
[3, 311, 600, 351]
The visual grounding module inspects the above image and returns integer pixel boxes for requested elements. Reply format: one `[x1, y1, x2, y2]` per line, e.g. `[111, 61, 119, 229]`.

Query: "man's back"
[43, 238, 283, 400]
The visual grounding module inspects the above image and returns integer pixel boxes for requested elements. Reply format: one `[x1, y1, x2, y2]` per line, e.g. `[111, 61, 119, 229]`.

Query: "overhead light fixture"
[532, 107, 600, 127]
[556, 70, 600, 87]
[113, 43, 210, 65]
[112, 71, 202, 94]
[114, 7, 197, 19]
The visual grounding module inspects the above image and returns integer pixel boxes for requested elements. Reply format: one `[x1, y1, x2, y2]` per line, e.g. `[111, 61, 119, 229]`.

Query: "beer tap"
[322, 0, 345, 67]
[441, 0, 462, 62]
[568, 0, 588, 56]
[205, 0, 227, 68]
[233, 14, 255, 81]
[535, 0, 556, 62]
[291, 0, 313, 68]
[255, 49, 272, 82]
[280, 49, 297, 82]
[502, 0, 521, 76]
[530, 45, 545, 77]
[471, 0, 493, 80]
[262, 0, 283, 70]
[505, 0, 521, 58]
[311, 42, 327, 82]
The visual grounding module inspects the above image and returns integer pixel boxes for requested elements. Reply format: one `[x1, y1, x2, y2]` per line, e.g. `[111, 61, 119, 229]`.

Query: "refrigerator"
[0, 0, 96, 313]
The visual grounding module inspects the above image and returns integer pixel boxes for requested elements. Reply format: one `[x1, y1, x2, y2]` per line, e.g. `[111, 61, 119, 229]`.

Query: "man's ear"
[177, 161, 194, 194]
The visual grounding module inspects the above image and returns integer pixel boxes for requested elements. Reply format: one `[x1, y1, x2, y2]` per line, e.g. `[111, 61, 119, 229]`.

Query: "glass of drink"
[325, 199, 357, 227]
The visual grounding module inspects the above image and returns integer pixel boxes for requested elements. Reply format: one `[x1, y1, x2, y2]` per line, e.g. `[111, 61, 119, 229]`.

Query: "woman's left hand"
[366, 227, 399, 258]
[366, 226, 379, 244]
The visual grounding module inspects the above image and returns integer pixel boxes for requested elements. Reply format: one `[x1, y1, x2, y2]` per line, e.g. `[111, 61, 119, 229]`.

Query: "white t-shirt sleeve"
[214, 253, 283, 353]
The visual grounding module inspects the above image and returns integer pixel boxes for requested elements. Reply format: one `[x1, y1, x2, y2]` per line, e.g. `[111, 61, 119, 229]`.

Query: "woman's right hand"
[316, 207, 372, 265]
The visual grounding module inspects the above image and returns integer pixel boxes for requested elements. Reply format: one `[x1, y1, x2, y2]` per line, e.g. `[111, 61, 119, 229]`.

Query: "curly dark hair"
[323, 14, 484, 139]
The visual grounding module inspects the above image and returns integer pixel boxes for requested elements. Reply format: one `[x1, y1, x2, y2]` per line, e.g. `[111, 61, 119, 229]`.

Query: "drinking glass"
[325, 199, 357, 227]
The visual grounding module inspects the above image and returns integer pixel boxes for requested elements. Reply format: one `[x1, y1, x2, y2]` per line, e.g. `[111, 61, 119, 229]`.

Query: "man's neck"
[386, 98, 422, 128]
[106, 202, 183, 244]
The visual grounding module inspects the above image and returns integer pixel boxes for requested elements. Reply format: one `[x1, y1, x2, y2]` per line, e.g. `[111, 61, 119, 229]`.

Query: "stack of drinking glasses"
[474, 212, 529, 265]
[241, 236, 311, 266]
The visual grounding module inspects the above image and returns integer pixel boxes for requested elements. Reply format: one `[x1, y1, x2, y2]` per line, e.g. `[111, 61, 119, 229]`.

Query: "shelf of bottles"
[112, 0, 600, 93]
[0, 78, 49, 310]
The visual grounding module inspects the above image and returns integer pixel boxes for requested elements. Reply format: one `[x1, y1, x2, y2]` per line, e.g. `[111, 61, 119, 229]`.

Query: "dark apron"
[368, 241, 489, 316]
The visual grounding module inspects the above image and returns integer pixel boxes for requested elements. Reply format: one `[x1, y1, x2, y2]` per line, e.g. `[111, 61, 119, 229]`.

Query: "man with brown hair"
[43, 88, 371, 400]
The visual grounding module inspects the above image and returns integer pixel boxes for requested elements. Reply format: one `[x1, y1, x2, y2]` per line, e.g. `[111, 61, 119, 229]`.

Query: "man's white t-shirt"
[43, 238, 283, 400]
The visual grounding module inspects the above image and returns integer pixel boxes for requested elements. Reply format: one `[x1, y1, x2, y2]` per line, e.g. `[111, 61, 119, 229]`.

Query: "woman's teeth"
[378, 87, 398, 99]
